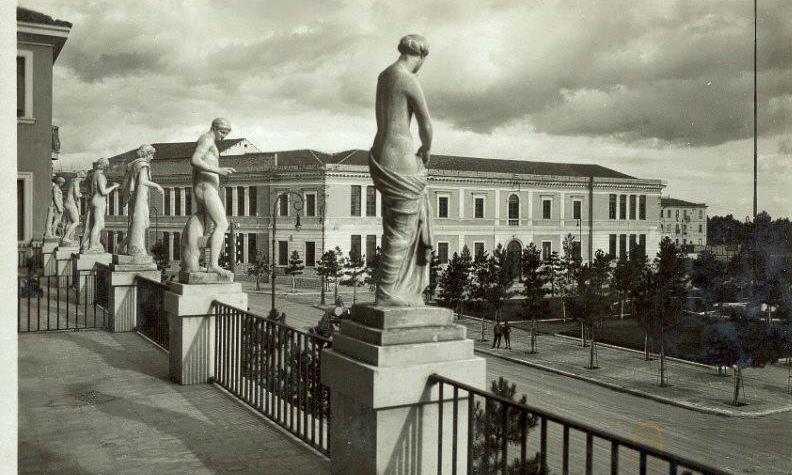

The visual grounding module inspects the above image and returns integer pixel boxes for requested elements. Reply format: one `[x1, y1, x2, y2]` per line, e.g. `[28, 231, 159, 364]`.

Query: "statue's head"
[398, 34, 429, 72]
[96, 158, 110, 170]
[137, 144, 156, 160]
[54, 176, 65, 185]
[211, 118, 232, 141]
[75, 170, 86, 180]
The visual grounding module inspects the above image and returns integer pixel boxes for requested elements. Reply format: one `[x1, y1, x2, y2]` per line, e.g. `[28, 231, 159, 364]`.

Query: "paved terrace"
[19, 330, 330, 475]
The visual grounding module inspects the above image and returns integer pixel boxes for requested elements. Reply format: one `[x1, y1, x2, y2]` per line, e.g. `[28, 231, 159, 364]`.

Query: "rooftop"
[17, 7, 72, 28]
[661, 197, 707, 208]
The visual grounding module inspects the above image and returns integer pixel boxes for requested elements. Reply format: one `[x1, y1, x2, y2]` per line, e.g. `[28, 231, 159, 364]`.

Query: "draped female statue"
[119, 144, 164, 258]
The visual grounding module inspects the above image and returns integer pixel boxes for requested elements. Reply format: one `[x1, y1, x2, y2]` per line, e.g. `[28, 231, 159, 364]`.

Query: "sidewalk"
[458, 316, 792, 417]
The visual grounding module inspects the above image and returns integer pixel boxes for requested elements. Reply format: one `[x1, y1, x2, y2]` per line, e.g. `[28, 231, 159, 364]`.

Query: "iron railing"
[95, 262, 111, 310]
[18, 243, 43, 272]
[213, 302, 331, 455]
[17, 272, 108, 333]
[429, 374, 728, 475]
[136, 276, 169, 350]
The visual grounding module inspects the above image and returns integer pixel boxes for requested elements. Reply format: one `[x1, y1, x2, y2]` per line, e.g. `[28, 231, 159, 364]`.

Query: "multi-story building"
[17, 7, 71, 244]
[102, 141, 664, 276]
[659, 197, 708, 252]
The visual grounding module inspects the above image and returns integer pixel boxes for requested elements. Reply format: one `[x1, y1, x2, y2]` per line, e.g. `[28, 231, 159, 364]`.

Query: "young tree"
[571, 250, 613, 369]
[521, 243, 546, 354]
[470, 250, 491, 341]
[691, 249, 725, 314]
[247, 251, 270, 291]
[559, 234, 582, 325]
[341, 249, 366, 305]
[364, 246, 382, 292]
[285, 250, 305, 293]
[423, 251, 441, 303]
[478, 244, 514, 324]
[438, 246, 473, 318]
[611, 256, 634, 319]
[543, 250, 561, 297]
[151, 239, 169, 281]
[316, 247, 342, 305]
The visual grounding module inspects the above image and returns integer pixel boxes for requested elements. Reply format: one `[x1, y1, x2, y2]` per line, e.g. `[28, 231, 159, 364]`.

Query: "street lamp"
[271, 191, 304, 313]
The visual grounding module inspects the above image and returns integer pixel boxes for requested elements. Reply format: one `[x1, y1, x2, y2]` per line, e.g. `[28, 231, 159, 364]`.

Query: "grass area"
[444, 296, 626, 322]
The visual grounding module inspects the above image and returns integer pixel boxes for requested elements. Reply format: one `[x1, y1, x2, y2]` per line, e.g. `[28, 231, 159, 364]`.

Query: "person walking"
[492, 321, 502, 349]
[503, 321, 512, 350]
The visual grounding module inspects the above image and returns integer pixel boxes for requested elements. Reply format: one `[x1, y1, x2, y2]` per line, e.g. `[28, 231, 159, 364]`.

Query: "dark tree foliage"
[690, 249, 725, 312]
[247, 251, 270, 291]
[521, 243, 547, 317]
[365, 246, 382, 291]
[471, 377, 542, 475]
[569, 250, 613, 369]
[425, 250, 441, 303]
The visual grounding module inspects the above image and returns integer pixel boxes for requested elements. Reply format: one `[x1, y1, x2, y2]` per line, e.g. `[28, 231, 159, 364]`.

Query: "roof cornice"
[17, 21, 70, 38]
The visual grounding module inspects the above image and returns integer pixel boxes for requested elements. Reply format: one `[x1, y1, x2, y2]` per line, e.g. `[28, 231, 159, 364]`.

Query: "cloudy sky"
[22, 0, 791, 218]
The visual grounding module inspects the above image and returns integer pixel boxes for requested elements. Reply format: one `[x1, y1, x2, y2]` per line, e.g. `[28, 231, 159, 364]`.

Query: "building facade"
[17, 7, 71, 244]
[659, 197, 708, 252]
[100, 141, 664, 275]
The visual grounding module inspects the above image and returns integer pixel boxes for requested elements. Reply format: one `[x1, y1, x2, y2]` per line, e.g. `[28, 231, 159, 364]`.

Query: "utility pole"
[753, 0, 758, 219]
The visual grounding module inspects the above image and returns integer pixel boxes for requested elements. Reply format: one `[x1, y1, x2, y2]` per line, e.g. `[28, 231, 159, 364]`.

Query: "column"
[180, 187, 187, 216]
[528, 191, 534, 221]
[231, 186, 239, 217]
[494, 189, 500, 223]
[243, 186, 249, 217]
[242, 233, 249, 263]
[169, 188, 176, 216]
[458, 188, 465, 218]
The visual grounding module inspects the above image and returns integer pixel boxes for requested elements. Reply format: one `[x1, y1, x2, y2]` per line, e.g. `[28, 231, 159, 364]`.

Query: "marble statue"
[81, 158, 120, 253]
[44, 176, 65, 239]
[369, 34, 434, 306]
[60, 171, 85, 247]
[118, 144, 164, 258]
[180, 118, 236, 280]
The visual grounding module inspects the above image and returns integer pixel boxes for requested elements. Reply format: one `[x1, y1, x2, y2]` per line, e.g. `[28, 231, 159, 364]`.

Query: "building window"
[619, 234, 627, 260]
[609, 234, 617, 258]
[542, 241, 552, 261]
[542, 198, 551, 220]
[278, 194, 288, 216]
[174, 187, 181, 217]
[437, 242, 449, 264]
[108, 191, 116, 216]
[107, 233, 115, 253]
[699, 209, 703, 219]
[474, 196, 485, 218]
[619, 195, 626, 219]
[226, 187, 233, 216]
[185, 187, 192, 215]
[173, 232, 181, 259]
[474, 242, 485, 259]
[351, 185, 361, 216]
[639, 234, 646, 259]
[639, 195, 646, 220]
[164, 188, 171, 216]
[17, 178, 26, 240]
[366, 235, 376, 265]
[305, 241, 316, 267]
[438, 195, 449, 218]
[366, 186, 376, 217]
[248, 186, 257, 216]
[351, 235, 362, 259]
[305, 192, 317, 217]
[572, 200, 582, 220]
[629, 234, 636, 257]
[683, 209, 689, 219]
[682, 224, 687, 235]
[675, 224, 680, 234]
[667, 210, 671, 218]
[17, 51, 33, 119]
[698, 224, 703, 233]
[508, 195, 520, 225]
[629, 195, 636, 220]
[278, 241, 288, 266]
[248, 234, 257, 263]
[163, 232, 171, 260]
[675, 209, 679, 220]
[237, 186, 245, 216]
[609, 194, 617, 220]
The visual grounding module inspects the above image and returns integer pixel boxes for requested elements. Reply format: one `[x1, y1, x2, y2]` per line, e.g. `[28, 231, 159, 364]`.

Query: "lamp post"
[271, 191, 304, 313]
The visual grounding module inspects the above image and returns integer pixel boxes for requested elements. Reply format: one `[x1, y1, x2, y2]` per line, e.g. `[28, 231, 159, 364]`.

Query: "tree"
[341, 249, 366, 305]
[521, 243, 546, 354]
[476, 244, 514, 324]
[611, 256, 634, 319]
[559, 234, 582, 325]
[316, 247, 342, 305]
[364, 246, 382, 292]
[424, 251, 441, 303]
[438, 246, 473, 318]
[471, 377, 541, 474]
[690, 249, 725, 313]
[570, 250, 612, 369]
[543, 251, 561, 297]
[470, 250, 491, 341]
[285, 250, 304, 293]
[151, 239, 169, 281]
[247, 251, 270, 291]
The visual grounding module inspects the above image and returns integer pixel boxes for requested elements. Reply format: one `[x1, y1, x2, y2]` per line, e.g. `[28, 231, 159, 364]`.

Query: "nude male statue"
[44, 177, 65, 239]
[369, 34, 434, 306]
[180, 118, 236, 279]
[60, 172, 85, 247]
[81, 158, 120, 253]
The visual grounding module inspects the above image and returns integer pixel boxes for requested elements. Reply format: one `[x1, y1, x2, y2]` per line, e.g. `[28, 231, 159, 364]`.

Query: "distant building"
[17, 7, 71, 244]
[101, 140, 664, 277]
[659, 197, 707, 252]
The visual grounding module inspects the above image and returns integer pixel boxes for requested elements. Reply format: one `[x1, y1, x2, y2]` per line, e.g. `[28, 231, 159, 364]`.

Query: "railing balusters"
[540, 417, 548, 473]
[437, 382, 443, 475]
[611, 441, 619, 475]
[563, 424, 570, 475]
[452, 386, 458, 475]
[500, 403, 508, 475]
[586, 431, 594, 474]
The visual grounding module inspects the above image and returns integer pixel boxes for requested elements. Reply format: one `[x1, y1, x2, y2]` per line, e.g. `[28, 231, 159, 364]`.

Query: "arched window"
[508, 194, 519, 226]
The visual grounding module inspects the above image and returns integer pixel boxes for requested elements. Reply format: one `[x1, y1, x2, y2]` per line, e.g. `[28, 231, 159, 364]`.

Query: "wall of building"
[660, 205, 708, 249]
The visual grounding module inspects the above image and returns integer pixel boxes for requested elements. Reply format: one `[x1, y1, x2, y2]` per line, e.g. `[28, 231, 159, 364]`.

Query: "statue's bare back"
[193, 132, 222, 204]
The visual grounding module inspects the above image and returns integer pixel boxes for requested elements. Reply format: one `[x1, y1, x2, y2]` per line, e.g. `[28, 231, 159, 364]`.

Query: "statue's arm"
[139, 167, 164, 194]
[96, 174, 119, 196]
[74, 184, 82, 199]
[54, 189, 63, 213]
[190, 136, 235, 176]
[405, 75, 433, 155]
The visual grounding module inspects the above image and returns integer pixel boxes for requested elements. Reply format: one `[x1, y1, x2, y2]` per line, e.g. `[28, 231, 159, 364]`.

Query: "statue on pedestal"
[369, 34, 433, 306]
[179, 118, 236, 281]
[118, 144, 164, 258]
[60, 171, 85, 247]
[81, 158, 120, 253]
[44, 176, 65, 240]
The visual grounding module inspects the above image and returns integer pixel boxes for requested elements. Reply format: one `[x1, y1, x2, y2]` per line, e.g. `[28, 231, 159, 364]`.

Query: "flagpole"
[753, 0, 758, 219]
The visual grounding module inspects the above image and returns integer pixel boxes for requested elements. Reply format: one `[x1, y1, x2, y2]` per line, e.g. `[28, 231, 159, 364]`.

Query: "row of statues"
[45, 34, 432, 303]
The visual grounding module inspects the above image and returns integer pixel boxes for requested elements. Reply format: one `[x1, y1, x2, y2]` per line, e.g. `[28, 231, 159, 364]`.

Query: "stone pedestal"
[165, 282, 247, 385]
[42, 239, 59, 276]
[107, 257, 160, 333]
[54, 246, 80, 287]
[322, 305, 486, 475]
[71, 252, 112, 307]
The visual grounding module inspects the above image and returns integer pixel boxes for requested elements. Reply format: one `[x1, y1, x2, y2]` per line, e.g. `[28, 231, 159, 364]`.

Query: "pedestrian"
[492, 321, 502, 349]
[503, 321, 512, 349]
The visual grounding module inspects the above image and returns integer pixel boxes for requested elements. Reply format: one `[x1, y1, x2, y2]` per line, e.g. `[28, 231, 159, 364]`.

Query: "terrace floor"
[19, 330, 331, 474]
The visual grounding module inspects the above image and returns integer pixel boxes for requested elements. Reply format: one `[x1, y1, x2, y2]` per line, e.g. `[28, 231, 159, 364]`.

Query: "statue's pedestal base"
[54, 246, 79, 287]
[72, 252, 112, 305]
[178, 271, 234, 284]
[165, 282, 247, 384]
[322, 305, 486, 475]
[41, 239, 59, 276]
[107, 258, 160, 332]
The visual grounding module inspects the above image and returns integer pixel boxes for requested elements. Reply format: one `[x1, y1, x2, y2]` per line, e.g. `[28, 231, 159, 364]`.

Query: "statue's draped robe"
[369, 152, 433, 306]
[121, 159, 151, 255]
